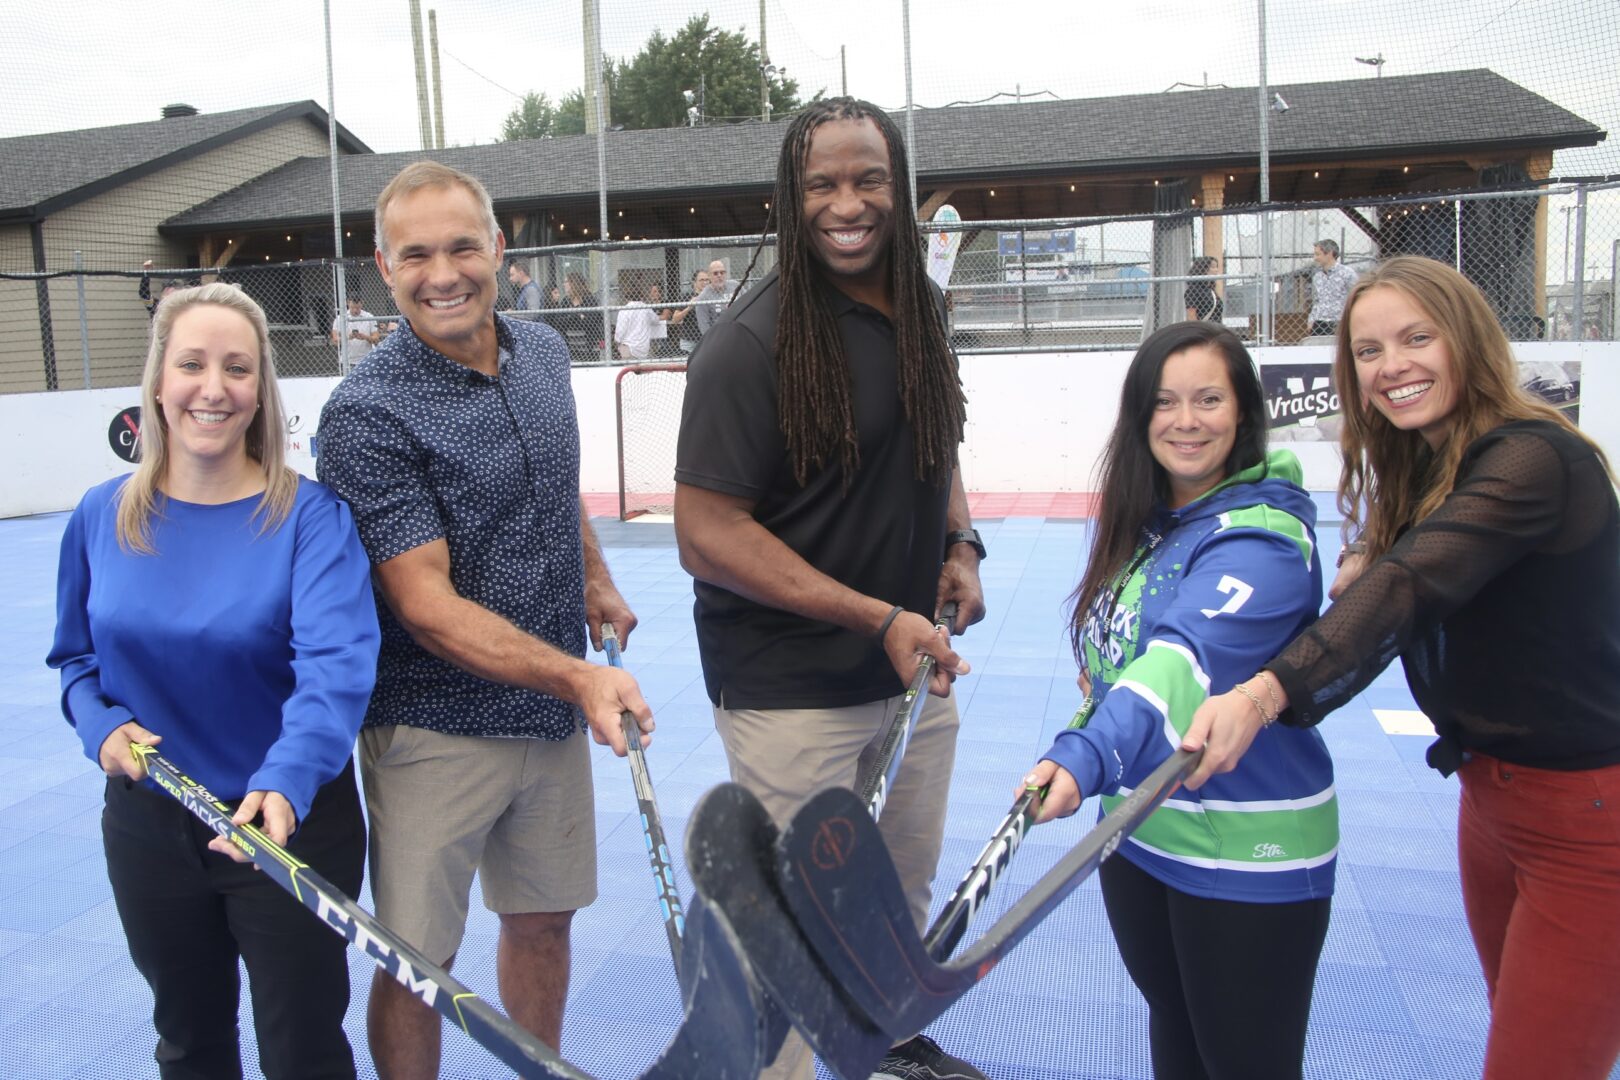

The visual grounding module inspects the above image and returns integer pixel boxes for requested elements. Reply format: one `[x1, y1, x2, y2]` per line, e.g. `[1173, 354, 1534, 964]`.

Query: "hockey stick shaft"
[130, 746, 594, 1080]
[959, 747, 1198, 971]
[923, 786, 1040, 961]
[922, 697, 1093, 960]
[602, 624, 685, 975]
[855, 600, 959, 819]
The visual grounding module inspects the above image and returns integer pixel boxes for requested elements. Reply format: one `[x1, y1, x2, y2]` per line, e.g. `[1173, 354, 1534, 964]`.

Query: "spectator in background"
[670, 269, 710, 354]
[1308, 239, 1357, 336]
[563, 271, 602, 362]
[139, 259, 184, 320]
[648, 283, 679, 358]
[330, 295, 380, 368]
[613, 279, 661, 361]
[506, 261, 542, 321]
[1184, 255, 1224, 323]
[694, 258, 739, 336]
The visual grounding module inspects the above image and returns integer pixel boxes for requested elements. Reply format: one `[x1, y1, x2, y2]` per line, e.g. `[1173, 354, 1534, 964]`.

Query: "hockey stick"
[923, 785, 1041, 962]
[602, 623, 684, 975]
[132, 745, 595, 1079]
[776, 746, 1201, 1041]
[923, 696, 1095, 961]
[685, 782, 893, 1080]
[855, 600, 959, 819]
[133, 746, 768, 1080]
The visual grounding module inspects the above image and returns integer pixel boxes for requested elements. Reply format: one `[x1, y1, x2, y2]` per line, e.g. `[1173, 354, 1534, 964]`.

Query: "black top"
[316, 315, 587, 740]
[674, 266, 954, 710]
[1184, 280, 1223, 322]
[1268, 420, 1620, 771]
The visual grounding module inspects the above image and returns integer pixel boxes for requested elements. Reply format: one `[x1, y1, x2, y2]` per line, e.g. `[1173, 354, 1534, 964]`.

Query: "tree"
[614, 14, 803, 129]
[498, 15, 810, 138]
[501, 91, 558, 141]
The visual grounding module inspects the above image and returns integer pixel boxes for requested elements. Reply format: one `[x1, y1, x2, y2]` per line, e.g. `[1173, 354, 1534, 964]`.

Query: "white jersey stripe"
[1125, 835, 1341, 872]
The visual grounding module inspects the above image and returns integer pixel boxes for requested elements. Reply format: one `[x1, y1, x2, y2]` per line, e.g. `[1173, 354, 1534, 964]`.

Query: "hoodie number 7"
[1200, 575, 1254, 619]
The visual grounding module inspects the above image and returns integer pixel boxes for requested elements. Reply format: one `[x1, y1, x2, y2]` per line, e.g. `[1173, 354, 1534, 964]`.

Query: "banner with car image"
[1262, 359, 1580, 441]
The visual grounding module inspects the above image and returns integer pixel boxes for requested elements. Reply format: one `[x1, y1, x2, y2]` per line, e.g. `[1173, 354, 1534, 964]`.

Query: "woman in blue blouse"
[48, 283, 380, 1079]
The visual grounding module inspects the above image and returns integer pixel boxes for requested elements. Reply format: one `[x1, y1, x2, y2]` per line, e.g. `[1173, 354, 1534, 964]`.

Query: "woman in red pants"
[1185, 255, 1620, 1079]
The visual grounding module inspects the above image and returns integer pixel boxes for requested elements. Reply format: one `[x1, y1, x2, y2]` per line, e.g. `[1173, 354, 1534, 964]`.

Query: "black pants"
[1309, 319, 1338, 337]
[1100, 853, 1331, 1080]
[102, 761, 366, 1080]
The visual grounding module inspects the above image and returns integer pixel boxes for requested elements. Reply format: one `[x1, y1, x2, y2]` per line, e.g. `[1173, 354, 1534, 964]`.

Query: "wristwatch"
[945, 528, 987, 561]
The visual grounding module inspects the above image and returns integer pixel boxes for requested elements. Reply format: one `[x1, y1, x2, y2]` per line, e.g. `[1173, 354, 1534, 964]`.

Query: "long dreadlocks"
[735, 98, 966, 489]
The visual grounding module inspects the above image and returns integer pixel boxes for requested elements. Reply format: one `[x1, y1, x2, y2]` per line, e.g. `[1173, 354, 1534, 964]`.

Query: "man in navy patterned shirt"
[317, 161, 651, 1079]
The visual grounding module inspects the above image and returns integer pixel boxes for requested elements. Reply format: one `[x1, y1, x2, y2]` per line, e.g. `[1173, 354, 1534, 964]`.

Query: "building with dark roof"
[0, 70, 1604, 390]
[0, 102, 369, 391]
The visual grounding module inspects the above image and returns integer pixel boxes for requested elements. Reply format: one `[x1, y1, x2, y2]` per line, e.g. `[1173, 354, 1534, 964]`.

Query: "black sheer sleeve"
[1267, 425, 1571, 726]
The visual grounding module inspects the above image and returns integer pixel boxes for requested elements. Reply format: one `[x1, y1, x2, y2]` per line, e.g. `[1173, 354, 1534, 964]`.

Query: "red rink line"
[581, 492, 1098, 520]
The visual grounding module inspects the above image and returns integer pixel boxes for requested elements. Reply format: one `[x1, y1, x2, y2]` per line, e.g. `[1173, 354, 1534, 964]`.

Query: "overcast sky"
[3, 0, 1614, 174]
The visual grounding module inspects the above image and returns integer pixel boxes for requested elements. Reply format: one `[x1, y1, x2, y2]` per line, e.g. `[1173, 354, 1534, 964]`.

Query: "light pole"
[683, 75, 706, 127]
[1354, 53, 1385, 77]
[759, 0, 770, 122]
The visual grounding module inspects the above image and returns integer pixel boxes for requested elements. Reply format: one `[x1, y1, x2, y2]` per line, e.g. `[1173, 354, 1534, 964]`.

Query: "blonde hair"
[374, 160, 499, 263]
[117, 283, 299, 553]
[1333, 256, 1607, 556]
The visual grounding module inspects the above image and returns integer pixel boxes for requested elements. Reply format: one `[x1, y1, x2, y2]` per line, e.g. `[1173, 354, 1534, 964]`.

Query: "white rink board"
[4, 343, 1617, 519]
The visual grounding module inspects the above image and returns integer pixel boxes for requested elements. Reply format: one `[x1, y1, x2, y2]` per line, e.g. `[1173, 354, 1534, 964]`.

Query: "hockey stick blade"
[136, 747, 766, 1080]
[133, 746, 595, 1079]
[777, 748, 1200, 1040]
[686, 782, 893, 1080]
[603, 624, 685, 974]
[642, 893, 770, 1080]
[855, 600, 958, 819]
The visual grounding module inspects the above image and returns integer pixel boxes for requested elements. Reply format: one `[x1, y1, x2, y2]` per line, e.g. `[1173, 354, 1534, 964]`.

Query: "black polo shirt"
[674, 266, 954, 709]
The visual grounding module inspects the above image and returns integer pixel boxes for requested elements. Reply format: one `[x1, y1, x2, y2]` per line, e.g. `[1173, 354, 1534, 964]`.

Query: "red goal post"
[614, 362, 687, 520]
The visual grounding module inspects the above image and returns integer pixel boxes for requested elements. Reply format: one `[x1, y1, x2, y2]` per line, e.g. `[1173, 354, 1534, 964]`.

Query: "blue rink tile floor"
[1, 507, 1615, 1079]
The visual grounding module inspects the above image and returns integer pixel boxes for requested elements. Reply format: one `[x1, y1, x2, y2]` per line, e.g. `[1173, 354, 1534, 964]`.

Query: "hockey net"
[615, 363, 687, 520]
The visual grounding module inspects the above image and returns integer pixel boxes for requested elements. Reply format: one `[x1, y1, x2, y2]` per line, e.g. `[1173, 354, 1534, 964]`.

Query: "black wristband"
[945, 528, 986, 561]
[875, 604, 905, 642]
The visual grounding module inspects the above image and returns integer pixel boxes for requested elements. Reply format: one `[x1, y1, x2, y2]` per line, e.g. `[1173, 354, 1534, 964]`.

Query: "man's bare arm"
[673, 482, 966, 693]
[936, 467, 987, 634]
[374, 538, 649, 753]
[580, 499, 637, 650]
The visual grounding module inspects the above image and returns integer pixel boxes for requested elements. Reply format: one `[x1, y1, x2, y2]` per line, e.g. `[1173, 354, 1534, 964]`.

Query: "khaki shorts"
[358, 724, 597, 965]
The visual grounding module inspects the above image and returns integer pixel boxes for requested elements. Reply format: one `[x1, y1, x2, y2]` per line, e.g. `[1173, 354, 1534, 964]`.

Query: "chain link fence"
[4, 179, 1613, 389]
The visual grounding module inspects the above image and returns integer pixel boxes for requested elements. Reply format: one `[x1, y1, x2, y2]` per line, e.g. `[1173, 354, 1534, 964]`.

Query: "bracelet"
[1233, 681, 1276, 727]
[1256, 670, 1283, 719]
[875, 604, 905, 642]
[1335, 540, 1367, 568]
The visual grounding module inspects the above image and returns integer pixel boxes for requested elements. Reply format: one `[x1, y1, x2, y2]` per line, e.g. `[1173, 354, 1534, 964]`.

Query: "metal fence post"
[74, 250, 91, 389]
[1571, 183, 1587, 340]
[1018, 227, 1030, 344]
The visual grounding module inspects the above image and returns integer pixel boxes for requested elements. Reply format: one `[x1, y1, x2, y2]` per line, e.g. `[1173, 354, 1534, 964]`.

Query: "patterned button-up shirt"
[1309, 262, 1359, 324]
[316, 315, 585, 739]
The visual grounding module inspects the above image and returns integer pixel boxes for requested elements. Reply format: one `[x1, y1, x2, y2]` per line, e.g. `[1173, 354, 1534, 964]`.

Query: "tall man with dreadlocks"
[673, 99, 990, 1080]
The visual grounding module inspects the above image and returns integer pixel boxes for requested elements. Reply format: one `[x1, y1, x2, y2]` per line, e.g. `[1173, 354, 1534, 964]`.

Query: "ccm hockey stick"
[685, 782, 893, 1080]
[924, 695, 1096, 960]
[776, 747, 1200, 1041]
[602, 623, 684, 975]
[854, 600, 960, 818]
[133, 745, 768, 1079]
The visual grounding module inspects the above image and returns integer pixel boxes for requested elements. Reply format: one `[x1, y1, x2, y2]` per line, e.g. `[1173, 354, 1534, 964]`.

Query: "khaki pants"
[712, 690, 960, 1080]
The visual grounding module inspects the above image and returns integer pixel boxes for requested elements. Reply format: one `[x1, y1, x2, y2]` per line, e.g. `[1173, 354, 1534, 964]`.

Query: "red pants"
[1457, 753, 1620, 1079]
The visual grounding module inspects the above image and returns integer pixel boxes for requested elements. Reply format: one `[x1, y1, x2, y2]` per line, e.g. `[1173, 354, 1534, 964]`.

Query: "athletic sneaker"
[869, 1034, 991, 1080]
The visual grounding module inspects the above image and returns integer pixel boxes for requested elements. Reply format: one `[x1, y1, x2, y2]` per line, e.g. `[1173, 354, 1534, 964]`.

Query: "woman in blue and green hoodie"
[1023, 321, 1334, 1080]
